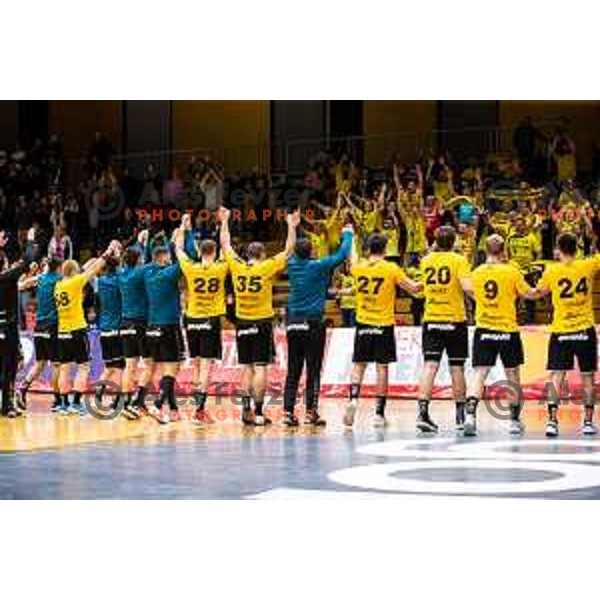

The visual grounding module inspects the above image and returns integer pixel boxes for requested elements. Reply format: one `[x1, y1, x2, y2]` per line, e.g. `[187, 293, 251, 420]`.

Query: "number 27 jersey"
[538, 256, 600, 333]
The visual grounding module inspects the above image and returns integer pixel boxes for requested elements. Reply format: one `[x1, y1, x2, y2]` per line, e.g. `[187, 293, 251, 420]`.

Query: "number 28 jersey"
[538, 256, 600, 333]
[472, 263, 530, 332]
[225, 250, 287, 321]
[351, 259, 407, 326]
[179, 256, 229, 318]
[420, 251, 471, 323]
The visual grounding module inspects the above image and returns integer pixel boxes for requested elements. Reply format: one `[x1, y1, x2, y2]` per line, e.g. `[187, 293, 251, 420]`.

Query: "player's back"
[97, 273, 122, 332]
[55, 273, 88, 332]
[421, 251, 470, 323]
[472, 262, 529, 332]
[118, 265, 148, 322]
[36, 271, 61, 325]
[143, 263, 181, 325]
[227, 253, 286, 321]
[351, 258, 406, 326]
[539, 256, 600, 333]
[179, 257, 228, 318]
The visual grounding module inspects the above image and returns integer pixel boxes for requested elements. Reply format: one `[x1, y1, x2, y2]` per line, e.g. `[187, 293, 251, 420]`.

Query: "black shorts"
[236, 319, 275, 365]
[100, 331, 125, 369]
[120, 320, 151, 360]
[33, 322, 58, 363]
[185, 316, 222, 360]
[57, 328, 90, 365]
[146, 324, 184, 364]
[472, 328, 524, 369]
[0, 326, 21, 377]
[352, 323, 397, 364]
[547, 327, 598, 373]
[422, 321, 468, 366]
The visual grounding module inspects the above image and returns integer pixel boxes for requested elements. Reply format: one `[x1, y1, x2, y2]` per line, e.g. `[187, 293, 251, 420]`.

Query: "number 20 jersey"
[179, 256, 229, 319]
[538, 255, 600, 333]
[350, 259, 407, 326]
[471, 262, 530, 332]
[420, 251, 471, 323]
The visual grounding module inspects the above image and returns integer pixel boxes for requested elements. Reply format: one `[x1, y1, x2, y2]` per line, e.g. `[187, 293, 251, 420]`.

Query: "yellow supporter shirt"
[339, 274, 356, 310]
[472, 262, 531, 332]
[225, 250, 287, 321]
[55, 273, 88, 333]
[506, 231, 540, 270]
[421, 251, 471, 323]
[538, 256, 600, 333]
[179, 256, 229, 318]
[350, 258, 407, 326]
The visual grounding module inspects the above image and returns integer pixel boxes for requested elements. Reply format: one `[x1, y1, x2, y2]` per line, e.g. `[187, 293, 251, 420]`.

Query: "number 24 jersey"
[538, 255, 600, 333]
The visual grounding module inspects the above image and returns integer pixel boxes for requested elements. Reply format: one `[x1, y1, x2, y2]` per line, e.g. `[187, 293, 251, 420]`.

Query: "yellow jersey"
[225, 250, 287, 321]
[351, 258, 407, 326]
[472, 262, 530, 332]
[179, 256, 229, 318]
[339, 274, 356, 310]
[55, 273, 88, 333]
[421, 251, 471, 323]
[506, 231, 540, 270]
[538, 256, 600, 333]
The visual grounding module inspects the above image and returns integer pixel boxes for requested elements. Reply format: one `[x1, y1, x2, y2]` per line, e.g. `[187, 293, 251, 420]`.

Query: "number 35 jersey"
[179, 256, 229, 319]
[538, 256, 600, 333]
[225, 250, 288, 321]
[350, 259, 407, 326]
[420, 251, 471, 323]
[471, 263, 531, 332]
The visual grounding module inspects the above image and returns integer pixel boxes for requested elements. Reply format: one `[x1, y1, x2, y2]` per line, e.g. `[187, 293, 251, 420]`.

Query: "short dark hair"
[436, 226, 456, 251]
[366, 233, 388, 256]
[47, 257, 63, 272]
[557, 232, 577, 257]
[152, 246, 169, 260]
[123, 247, 141, 268]
[246, 242, 265, 261]
[105, 257, 120, 273]
[200, 239, 217, 258]
[295, 238, 312, 260]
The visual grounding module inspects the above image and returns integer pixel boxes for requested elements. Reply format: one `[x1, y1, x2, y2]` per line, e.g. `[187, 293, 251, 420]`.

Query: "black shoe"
[283, 412, 299, 427]
[304, 410, 326, 426]
[15, 388, 27, 412]
[242, 400, 254, 425]
[3, 402, 19, 418]
[416, 412, 439, 433]
[455, 402, 466, 430]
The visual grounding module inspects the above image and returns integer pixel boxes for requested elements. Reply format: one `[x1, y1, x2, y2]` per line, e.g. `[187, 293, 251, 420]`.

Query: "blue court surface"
[2, 398, 600, 499]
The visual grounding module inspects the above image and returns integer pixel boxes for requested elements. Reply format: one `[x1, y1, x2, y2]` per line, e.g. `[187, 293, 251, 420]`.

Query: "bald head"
[486, 234, 505, 259]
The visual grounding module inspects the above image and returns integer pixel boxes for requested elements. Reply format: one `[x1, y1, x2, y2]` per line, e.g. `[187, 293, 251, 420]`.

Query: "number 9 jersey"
[538, 255, 600, 333]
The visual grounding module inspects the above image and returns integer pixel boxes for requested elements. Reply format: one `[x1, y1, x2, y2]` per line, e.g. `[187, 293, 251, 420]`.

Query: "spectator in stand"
[47, 225, 73, 261]
[551, 119, 576, 183]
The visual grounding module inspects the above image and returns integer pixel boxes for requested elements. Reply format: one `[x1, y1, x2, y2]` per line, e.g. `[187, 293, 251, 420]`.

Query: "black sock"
[585, 404, 594, 423]
[375, 395, 386, 417]
[466, 396, 478, 415]
[455, 401, 466, 424]
[158, 376, 175, 410]
[72, 391, 82, 406]
[350, 383, 360, 402]
[112, 392, 123, 411]
[418, 399, 430, 417]
[62, 393, 70, 408]
[510, 402, 521, 421]
[193, 390, 208, 411]
[134, 385, 147, 408]
[123, 392, 133, 408]
[548, 402, 558, 422]
[53, 392, 61, 407]
[94, 384, 106, 407]
[255, 401, 264, 417]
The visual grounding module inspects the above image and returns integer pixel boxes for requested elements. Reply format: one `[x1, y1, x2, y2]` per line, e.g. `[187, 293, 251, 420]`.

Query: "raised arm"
[83, 240, 121, 280]
[284, 211, 299, 256]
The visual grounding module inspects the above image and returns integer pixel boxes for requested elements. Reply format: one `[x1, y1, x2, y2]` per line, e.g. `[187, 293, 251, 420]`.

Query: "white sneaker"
[372, 414, 387, 428]
[150, 406, 170, 425]
[508, 419, 525, 435]
[343, 400, 358, 428]
[463, 413, 477, 437]
[582, 421, 597, 436]
[545, 420, 559, 437]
